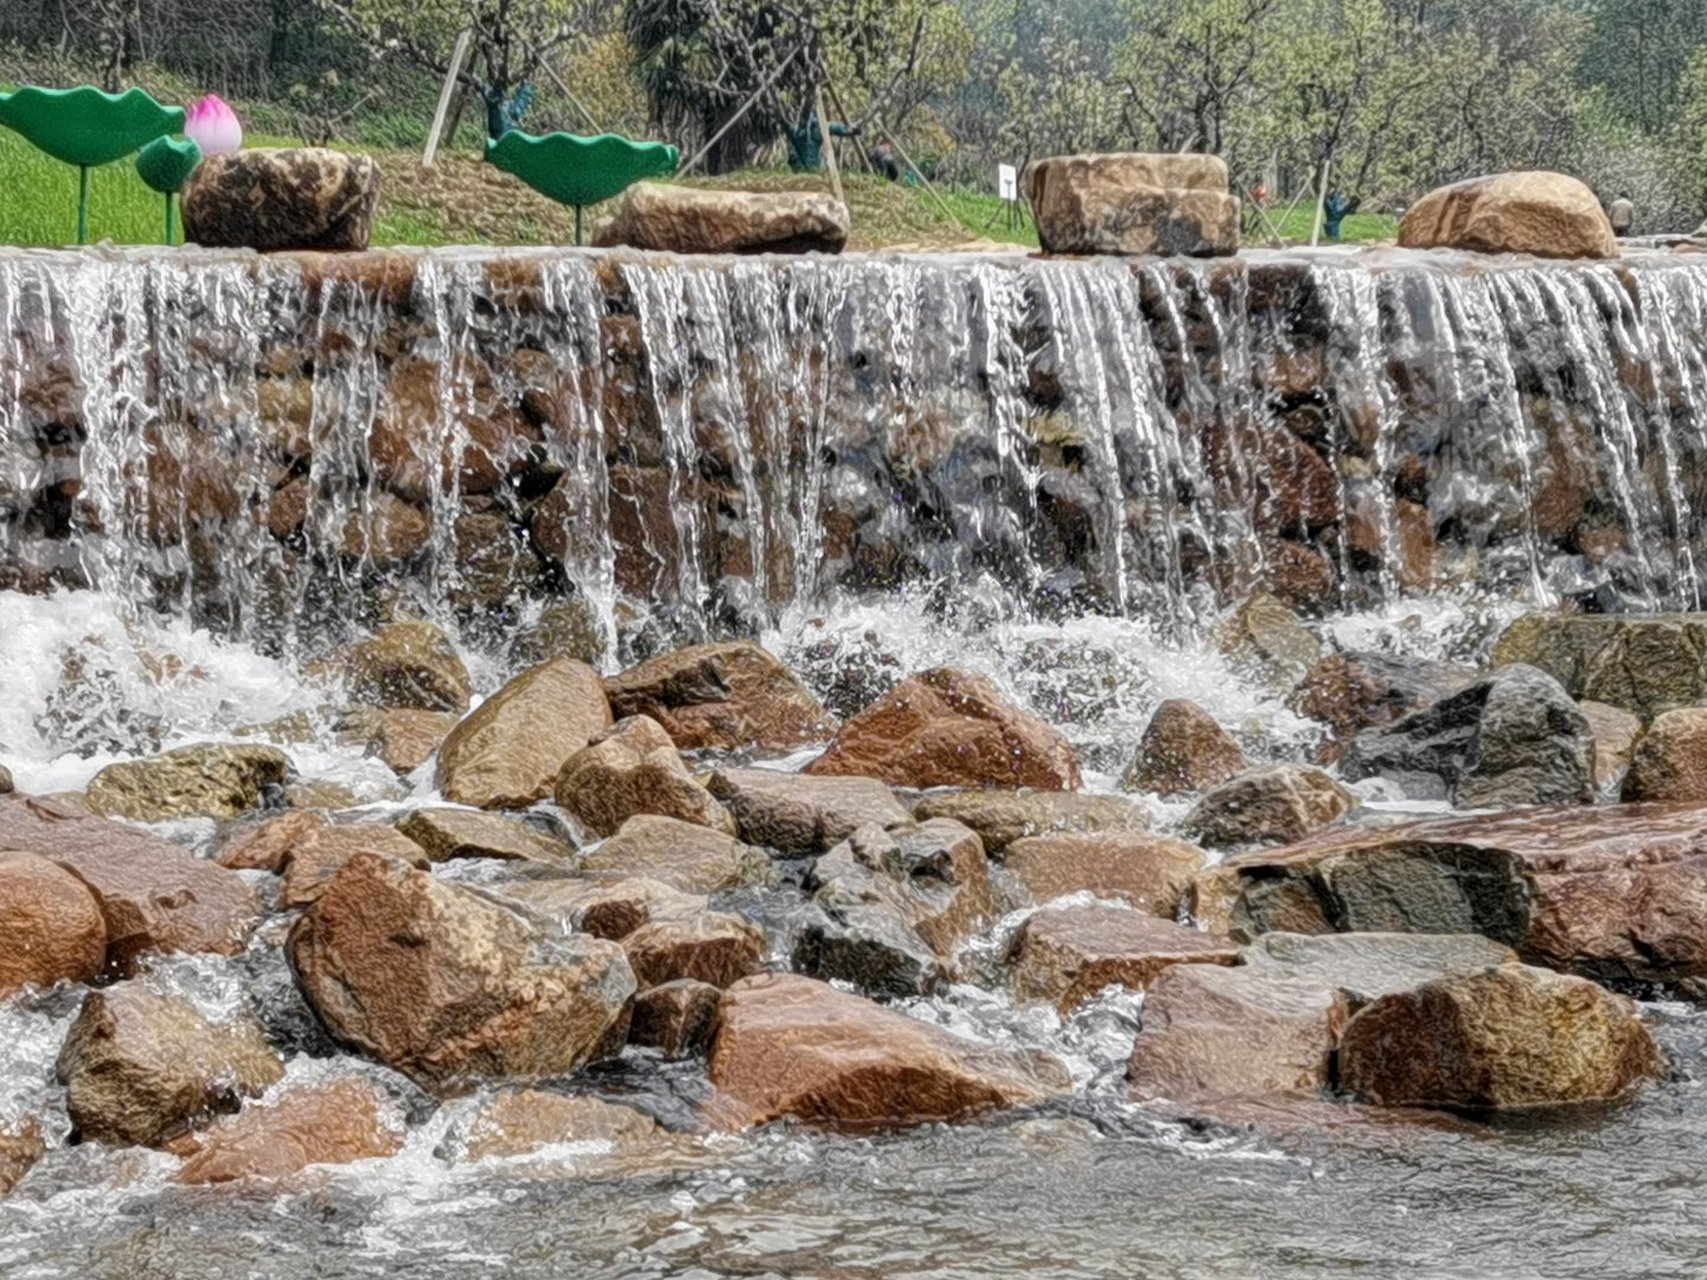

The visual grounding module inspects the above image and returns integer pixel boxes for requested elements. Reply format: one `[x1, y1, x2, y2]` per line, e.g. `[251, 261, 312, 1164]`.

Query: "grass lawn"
[1253, 201, 1399, 245]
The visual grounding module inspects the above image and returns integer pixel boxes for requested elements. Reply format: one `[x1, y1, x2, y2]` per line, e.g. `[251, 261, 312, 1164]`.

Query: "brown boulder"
[288, 853, 635, 1090]
[501, 876, 703, 940]
[622, 910, 766, 990]
[1623, 708, 1707, 802]
[217, 810, 325, 872]
[175, 1077, 404, 1183]
[1491, 613, 1707, 719]
[1339, 965, 1665, 1109]
[910, 789, 1150, 853]
[86, 743, 291, 822]
[395, 807, 575, 866]
[1217, 593, 1322, 684]
[1008, 906, 1238, 1011]
[1121, 699, 1246, 795]
[0, 850, 107, 996]
[0, 1120, 43, 1195]
[1397, 171, 1618, 260]
[182, 147, 380, 252]
[56, 984, 283, 1147]
[594, 183, 850, 255]
[706, 767, 912, 856]
[456, 1090, 659, 1161]
[340, 492, 429, 564]
[336, 706, 458, 775]
[1026, 153, 1238, 257]
[0, 765, 11, 795]
[1182, 764, 1354, 849]
[368, 353, 535, 505]
[604, 642, 836, 751]
[1580, 700, 1641, 793]
[342, 620, 470, 713]
[279, 822, 430, 908]
[578, 815, 773, 893]
[630, 979, 723, 1058]
[553, 715, 735, 839]
[1128, 964, 1348, 1104]
[1289, 651, 1476, 763]
[0, 798, 258, 973]
[706, 974, 1070, 1130]
[1002, 832, 1204, 915]
[435, 657, 612, 809]
[1191, 804, 1707, 982]
[805, 668, 1080, 791]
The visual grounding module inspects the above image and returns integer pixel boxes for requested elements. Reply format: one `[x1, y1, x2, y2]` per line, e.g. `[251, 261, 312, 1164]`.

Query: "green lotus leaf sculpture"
[135, 135, 203, 245]
[485, 130, 679, 244]
[0, 85, 186, 244]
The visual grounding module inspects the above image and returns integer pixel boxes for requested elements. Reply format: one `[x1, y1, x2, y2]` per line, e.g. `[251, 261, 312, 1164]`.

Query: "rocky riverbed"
[1, 582, 1706, 1278]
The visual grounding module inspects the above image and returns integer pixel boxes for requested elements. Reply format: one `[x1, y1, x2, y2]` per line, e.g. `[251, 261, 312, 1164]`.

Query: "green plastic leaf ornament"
[484, 130, 679, 245]
[136, 135, 203, 245]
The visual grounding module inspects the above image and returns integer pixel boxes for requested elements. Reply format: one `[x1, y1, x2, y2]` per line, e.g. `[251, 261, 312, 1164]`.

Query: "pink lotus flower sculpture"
[184, 94, 241, 156]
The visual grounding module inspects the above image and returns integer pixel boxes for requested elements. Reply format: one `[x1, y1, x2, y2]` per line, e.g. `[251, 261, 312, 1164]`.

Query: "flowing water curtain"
[0, 87, 185, 244]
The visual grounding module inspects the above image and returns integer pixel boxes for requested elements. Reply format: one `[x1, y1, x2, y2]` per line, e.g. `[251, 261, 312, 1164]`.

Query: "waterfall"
[5, 245, 1707, 662]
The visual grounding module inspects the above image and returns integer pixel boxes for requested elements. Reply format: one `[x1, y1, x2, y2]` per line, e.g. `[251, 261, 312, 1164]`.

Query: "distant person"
[1610, 192, 1635, 238]
[867, 140, 900, 182]
[1323, 191, 1359, 241]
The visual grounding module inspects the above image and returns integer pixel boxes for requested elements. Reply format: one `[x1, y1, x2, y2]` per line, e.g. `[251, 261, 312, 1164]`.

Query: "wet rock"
[594, 183, 850, 254]
[578, 815, 774, 893]
[1002, 832, 1206, 916]
[175, 1076, 404, 1183]
[1623, 708, 1707, 802]
[369, 354, 536, 505]
[794, 819, 993, 997]
[284, 780, 369, 810]
[336, 706, 457, 775]
[289, 853, 636, 1091]
[341, 620, 470, 713]
[1339, 966, 1665, 1109]
[1009, 906, 1238, 1011]
[1242, 931, 1520, 1009]
[395, 808, 575, 866]
[1182, 765, 1353, 849]
[623, 910, 766, 990]
[340, 492, 429, 564]
[501, 876, 704, 940]
[0, 765, 11, 795]
[706, 767, 912, 856]
[435, 657, 612, 809]
[0, 850, 107, 997]
[511, 600, 607, 669]
[217, 810, 326, 873]
[706, 973, 1070, 1130]
[554, 715, 735, 839]
[1339, 665, 1595, 806]
[279, 822, 430, 908]
[1191, 805, 1707, 982]
[604, 641, 836, 751]
[0, 798, 259, 973]
[805, 668, 1081, 791]
[1580, 700, 1641, 793]
[1128, 964, 1348, 1104]
[910, 789, 1151, 854]
[1290, 651, 1476, 763]
[455, 1090, 659, 1161]
[630, 979, 722, 1058]
[1491, 613, 1707, 719]
[1026, 152, 1238, 257]
[56, 983, 284, 1147]
[86, 743, 291, 823]
[1121, 699, 1247, 795]
[1398, 171, 1618, 260]
[182, 147, 380, 252]
[1217, 593, 1322, 685]
[0, 1120, 43, 1195]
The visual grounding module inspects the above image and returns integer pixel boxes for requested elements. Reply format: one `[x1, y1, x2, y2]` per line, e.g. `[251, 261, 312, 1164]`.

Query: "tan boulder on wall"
[594, 183, 850, 255]
[1398, 171, 1618, 260]
[1026, 153, 1239, 258]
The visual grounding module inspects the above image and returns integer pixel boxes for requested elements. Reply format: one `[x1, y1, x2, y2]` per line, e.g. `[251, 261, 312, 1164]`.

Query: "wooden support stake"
[815, 87, 843, 206]
[424, 27, 474, 167]
[1311, 159, 1331, 248]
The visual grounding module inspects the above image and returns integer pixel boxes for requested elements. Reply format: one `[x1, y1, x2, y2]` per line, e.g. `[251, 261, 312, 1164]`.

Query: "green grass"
[1255, 202, 1399, 245]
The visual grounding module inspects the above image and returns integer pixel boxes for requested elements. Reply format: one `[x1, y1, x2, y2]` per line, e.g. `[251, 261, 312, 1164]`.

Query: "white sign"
[998, 163, 1018, 201]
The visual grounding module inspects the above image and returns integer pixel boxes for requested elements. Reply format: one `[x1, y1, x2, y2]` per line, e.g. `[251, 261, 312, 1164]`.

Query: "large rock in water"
[0, 850, 107, 996]
[435, 657, 612, 809]
[1008, 906, 1238, 1011]
[1397, 171, 1618, 260]
[1191, 804, 1707, 982]
[594, 183, 850, 255]
[86, 743, 291, 822]
[1622, 708, 1707, 802]
[576, 814, 773, 892]
[56, 983, 283, 1146]
[0, 797, 259, 973]
[706, 767, 912, 856]
[1121, 699, 1246, 796]
[705, 973, 1070, 1130]
[288, 853, 636, 1090]
[1182, 765, 1353, 849]
[1493, 613, 1707, 719]
[181, 147, 380, 252]
[1339, 965, 1665, 1110]
[1026, 153, 1238, 257]
[553, 715, 735, 838]
[341, 620, 470, 713]
[910, 788, 1150, 853]
[806, 668, 1081, 791]
[604, 642, 836, 751]
[1338, 665, 1595, 806]
[174, 1076, 404, 1183]
[1002, 832, 1205, 915]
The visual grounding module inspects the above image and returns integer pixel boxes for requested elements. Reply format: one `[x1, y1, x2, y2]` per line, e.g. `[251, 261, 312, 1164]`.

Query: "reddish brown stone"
[553, 715, 734, 839]
[1010, 906, 1239, 1010]
[0, 850, 107, 996]
[604, 642, 836, 751]
[216, 810, 326, 872]
[279, 822, 430, 908]
[1623, 708, 1707, 802]
[1122, 699, 1247, 796]
[630, 979, 723, 1058]
[1002, 832, 1205, 915]
[622, 910, 766, 989]
[175, 1077, 403, 1183]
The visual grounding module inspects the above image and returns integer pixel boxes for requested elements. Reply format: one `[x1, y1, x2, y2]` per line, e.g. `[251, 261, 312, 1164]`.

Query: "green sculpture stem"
[77, 166, 89, 246]
[576, 205, 584, 246]
[165, 194, 175, 247]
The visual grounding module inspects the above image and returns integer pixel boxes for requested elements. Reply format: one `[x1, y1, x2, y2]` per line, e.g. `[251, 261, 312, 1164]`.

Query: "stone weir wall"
[3, 244, 1707, 659]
